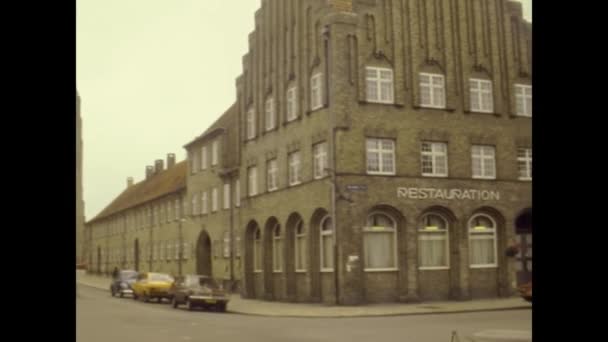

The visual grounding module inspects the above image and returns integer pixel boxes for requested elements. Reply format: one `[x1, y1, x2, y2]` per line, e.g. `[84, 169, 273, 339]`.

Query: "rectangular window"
[223, 231, 230, 258]
[246, 109, 256, 140]
[190, 151, 199, 174]
[267, 159, 278, 191]
[191, 195, 198, 216]
[472, 145, 497, 179]
[313, 142, 328, 179]
[288, 151, 302, 186]
[366, 138, 396, 175]
[421, 142, 448, 177]
[517, 148, 532, 180]
[175, 242, 179, 260]
[515, 84, 532, 117]
[174, 199, 180, 220]
[311, 73, 323, 110]
[235, 179, 240, 208]
[212, 140, 219, 166]
[366, 67, 394, 104]
[235, 235, 241, 258]
[183, 242, 189, 260]
[419, 73, 446, 108]
[286, 87, 297, 122]
[470, 79, 494, 113]
[201, 146, 208, 170]
[248, 167, 258, 196]
[167, 202, 171, 223]
[223, 183, 230, 209]
[212, 187, 218, 212]
[201, 191, 208, 215]
[265, 98, 276, 131]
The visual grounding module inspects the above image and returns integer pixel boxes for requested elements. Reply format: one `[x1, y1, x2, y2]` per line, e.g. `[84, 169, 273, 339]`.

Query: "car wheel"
[171, 297, 179, 309]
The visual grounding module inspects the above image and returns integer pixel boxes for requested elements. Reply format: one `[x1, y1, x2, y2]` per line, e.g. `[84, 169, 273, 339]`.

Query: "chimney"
[127, 177, 134, 188]
[154, 159, 164, 174]
[146, 166, 154, 179]
[167, 153, 176, 168]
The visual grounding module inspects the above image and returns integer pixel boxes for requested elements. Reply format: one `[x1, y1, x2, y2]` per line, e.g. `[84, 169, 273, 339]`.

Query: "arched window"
[295, 219, 306, 272]
[273, 224, 283, 272]
[468, 214, 498, 267]
[418, 214, 449, 269]
[363, 213, 397, 270]
[320, 216, 334, 271]
[253, 228, 262, 272]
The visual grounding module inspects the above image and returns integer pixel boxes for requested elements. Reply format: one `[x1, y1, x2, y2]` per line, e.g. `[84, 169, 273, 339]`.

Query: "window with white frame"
[286, 87, 297, 122]
[248, 166, 258, 196]
[267, 159, 278, 191]
[223, 231, 230, 258]
[254, 228, 262, 271]
[246, 108, 256, 140]
[421, 142, 448, 177]
[235, 235, 241, 258]
[288, 151, 302, 186]
[472, 145, 496, 179]
[320, 216, 334, 271]
[212, 140, 219, 166]
[174, 199, 180, 220]
[515, 84, 532, 117]
[310, 73, 323, 110]
[212, 187, 218, 212]
[265, 97, 276, 131]
[313, 142, 328, 179]
[273, 223, 283, 272]
[517, 148, 532, 180]
[191, 151, 199, 174]
[363, 213, 397, 270]
[191, 195, 198, 216]
[295, 219, 306, 272]
[223, 183, 230, 209]
[366, 138, 396, 175]
[235, 179, 240, 207]
[468, 214, 498, 267]
[202, 191, 208, 215]
[201, 145, 208, 170]
[470, 78, 494, 113]
[419, 73, 446, 108]
[418, 214, 450, 269]
[366, 67, 394, 103]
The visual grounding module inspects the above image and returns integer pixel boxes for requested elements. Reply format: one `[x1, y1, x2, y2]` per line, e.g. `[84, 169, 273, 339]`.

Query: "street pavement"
[77, 285, 532, 342]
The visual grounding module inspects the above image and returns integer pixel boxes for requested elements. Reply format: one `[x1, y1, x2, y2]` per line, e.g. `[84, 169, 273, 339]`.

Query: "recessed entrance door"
[515, 209, 532, 285]
[196, 231, 212, 276]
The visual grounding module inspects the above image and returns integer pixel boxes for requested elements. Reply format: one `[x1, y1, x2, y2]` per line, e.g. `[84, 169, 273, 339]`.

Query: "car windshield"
[119, 271, 138, 280]
[185, 276, 219, 289]
[149, 274, 174, 282]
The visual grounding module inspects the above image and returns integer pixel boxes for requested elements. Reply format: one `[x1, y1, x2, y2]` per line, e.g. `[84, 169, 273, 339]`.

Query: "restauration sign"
[397, 187, 500, 201]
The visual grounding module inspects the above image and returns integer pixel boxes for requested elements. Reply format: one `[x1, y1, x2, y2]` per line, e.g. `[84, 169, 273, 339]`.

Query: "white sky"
[77, 0, 532, 220]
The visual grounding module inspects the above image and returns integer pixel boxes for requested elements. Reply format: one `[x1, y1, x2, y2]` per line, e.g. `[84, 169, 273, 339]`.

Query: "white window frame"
[267, 159, 278, 192]
[201, 191, 208, 215]
[421, 142, 448, 177]
[295, 219, 307, 272]
[286, 86, 298, 122]
[320, 216, 334, 272]
[223, 183, 230, 210]
[235, 179, 240, 207]
[223, 231, 231, 258]
[517, 148, 532, 181]
[363, 212, 398, 272]
[265, 97, 276, 131]
[248, 167, 258, 196]
[365, 66, 394, 104]
[472, 145, 497, 180]
[418, 214, 450, 270]
[246, 108, 256, 140]
[212, 187, 218, 213]
[366, 138, 396, 175]
[470, 78, 494, 113]
[514, 84, 532, 117]
[272, 224, 283, 272]
[201, 145, 208, 170]
[468, 214, 498, 268]
[419, 73, 446, 109]
[288, 151, 302, 186]
[310, 73, 323, 111]
[253, 228, 262, 272]
[212, 140, 219, 166]
[313, 142, 328, 179]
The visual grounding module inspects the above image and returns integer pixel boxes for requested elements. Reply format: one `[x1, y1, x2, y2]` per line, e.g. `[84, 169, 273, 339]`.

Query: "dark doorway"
[134, 239, 140, 272]
[515, 209, 532, 285]
[196, 231, 212, 276]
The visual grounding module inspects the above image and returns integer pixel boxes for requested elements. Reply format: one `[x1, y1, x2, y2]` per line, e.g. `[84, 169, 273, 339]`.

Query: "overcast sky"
[77, 0, 532, 220]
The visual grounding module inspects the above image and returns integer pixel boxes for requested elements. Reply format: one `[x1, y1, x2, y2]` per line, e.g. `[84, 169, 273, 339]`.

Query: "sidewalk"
[77, 272, 531, 318]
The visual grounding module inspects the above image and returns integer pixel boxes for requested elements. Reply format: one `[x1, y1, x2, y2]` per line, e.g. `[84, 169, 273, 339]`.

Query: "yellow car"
[132, 272, 175, 303]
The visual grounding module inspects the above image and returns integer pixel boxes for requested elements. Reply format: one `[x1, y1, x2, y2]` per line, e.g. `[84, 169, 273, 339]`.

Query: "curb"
[77, 279, 531, 318]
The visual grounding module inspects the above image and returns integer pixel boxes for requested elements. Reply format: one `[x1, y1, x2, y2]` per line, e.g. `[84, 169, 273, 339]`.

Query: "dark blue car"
[110, 270, 138, 298]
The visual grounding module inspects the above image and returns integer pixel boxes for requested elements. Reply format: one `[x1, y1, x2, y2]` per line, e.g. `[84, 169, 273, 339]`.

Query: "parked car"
[132, 272, 175, 303]
[169, 275, 230, 312]
[110, 270, 138, 298]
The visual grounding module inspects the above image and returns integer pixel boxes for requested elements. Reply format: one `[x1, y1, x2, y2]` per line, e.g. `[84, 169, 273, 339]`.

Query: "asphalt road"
[77, 285, 531, 342]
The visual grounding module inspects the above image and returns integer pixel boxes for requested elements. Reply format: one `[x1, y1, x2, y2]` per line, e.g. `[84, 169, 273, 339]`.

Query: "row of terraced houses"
[84, 0, 532, 305]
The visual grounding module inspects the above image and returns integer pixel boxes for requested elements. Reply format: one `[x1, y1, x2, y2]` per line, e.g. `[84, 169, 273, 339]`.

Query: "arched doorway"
[196, 230, 212, 276]
[515, 208, 532, 285]
[134, 239, 140, 271]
